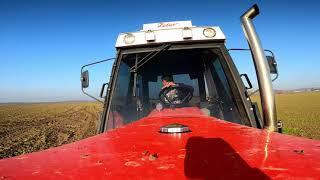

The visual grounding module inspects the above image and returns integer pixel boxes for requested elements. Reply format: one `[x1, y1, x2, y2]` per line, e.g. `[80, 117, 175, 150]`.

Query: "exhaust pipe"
[241, 4, 277, 132]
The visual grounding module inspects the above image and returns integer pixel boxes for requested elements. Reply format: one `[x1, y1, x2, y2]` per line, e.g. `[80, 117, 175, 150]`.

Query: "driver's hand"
[156, 102, 164, 111]
[162, 82, 176, 89]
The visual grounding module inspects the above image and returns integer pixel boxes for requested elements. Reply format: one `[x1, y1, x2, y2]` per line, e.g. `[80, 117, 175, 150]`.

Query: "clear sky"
[0, 0, 319, 102]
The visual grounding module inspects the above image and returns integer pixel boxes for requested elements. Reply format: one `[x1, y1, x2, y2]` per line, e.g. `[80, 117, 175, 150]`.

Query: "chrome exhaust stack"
[241, 4, 277, 132]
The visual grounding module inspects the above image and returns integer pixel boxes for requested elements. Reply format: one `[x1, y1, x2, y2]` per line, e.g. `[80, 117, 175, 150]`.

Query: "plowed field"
[0, 102, 102, 159]
[1, 92, 319, 159]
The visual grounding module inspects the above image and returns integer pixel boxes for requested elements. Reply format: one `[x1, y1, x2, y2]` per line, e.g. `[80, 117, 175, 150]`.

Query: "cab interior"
[109, 47, 243, 127]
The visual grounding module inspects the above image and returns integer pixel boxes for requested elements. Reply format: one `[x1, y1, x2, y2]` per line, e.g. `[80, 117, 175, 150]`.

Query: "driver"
[160, 75, 194, 107]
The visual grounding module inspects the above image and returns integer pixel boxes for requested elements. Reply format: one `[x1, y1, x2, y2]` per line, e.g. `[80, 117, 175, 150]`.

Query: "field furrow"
[0, 102, 102, 159]
[0, 92, 319, 159]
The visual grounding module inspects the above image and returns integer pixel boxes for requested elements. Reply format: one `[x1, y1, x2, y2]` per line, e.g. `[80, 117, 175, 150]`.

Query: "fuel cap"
[160, 123, 190, 133]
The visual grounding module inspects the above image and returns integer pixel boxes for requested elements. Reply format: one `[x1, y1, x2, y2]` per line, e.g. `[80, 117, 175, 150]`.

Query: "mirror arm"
[249, 70, 279, 96]
[81, 58, 115, 70]
[272, 72, 279, 82]
[81, 58, 115, 104]
[264, 49, 275, 57]
[81, 86, 104, 104]
[228, 48, 279, 96]
[229, 48, 278, 74]
[228, 48, 274, 56]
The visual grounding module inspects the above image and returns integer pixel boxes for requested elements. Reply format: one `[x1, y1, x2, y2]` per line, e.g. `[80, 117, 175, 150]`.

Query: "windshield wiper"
[131, 43, 171, 97]
[129, 43, 171, 73]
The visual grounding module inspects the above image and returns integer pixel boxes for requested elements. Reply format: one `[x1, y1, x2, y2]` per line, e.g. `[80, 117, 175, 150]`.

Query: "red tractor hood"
[1, 107, 320, 179]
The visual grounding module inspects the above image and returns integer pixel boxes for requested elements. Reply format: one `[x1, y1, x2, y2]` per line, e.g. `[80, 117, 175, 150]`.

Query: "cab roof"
[115, 21, 226, 48]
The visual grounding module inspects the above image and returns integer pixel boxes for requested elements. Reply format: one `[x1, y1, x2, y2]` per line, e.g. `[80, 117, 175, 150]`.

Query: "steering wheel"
[158, 85, 193, 107]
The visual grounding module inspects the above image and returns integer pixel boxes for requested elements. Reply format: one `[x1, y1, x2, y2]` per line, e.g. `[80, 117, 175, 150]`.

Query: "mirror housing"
[267, 55, 278, 74]
[81, 70, 89, 88]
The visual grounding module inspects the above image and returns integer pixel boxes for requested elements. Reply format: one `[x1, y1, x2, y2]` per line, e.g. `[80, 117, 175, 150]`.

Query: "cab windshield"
[107, 46, 243, 129]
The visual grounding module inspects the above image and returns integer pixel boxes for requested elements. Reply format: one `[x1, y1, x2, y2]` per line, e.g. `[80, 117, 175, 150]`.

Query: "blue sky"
[0, 0, 319, 102]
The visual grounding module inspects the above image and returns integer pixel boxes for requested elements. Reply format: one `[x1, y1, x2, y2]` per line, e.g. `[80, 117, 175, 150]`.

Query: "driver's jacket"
[162, 83, 194, 106]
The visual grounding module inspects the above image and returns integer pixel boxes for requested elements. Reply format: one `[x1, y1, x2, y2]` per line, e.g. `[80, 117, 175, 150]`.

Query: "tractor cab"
[4, 5, 320, 180]
[81, 5, 279, 134]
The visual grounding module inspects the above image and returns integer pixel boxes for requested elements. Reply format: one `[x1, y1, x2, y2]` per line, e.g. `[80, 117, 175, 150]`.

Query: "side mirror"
[81, 70, 89, 88]
[266, 56, 278, 74]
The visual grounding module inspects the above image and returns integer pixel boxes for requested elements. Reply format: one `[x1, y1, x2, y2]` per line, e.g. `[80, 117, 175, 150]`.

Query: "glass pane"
[107, 61, 134, 129]
[229, 50, 262, 112]
[107, 48, 243, 130]
[208, 56, 241, 123]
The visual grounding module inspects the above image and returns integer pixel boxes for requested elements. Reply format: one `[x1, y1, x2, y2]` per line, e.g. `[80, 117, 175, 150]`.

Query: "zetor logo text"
[157, 22, 178, 28]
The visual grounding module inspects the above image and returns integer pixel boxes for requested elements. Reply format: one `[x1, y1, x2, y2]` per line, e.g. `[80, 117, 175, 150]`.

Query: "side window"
[229, 50, 261, 112]
[173, 74, 199, 98]
[107, 62, 133, 129]
[148, 76, 161, 100]
[115, 63, 131, 98]
[209, 57, 241, 123]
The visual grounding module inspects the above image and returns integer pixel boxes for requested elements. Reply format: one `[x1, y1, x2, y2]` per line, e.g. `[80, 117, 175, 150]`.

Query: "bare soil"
[0, 102, 102, 159]
[1, 93, 319, 159]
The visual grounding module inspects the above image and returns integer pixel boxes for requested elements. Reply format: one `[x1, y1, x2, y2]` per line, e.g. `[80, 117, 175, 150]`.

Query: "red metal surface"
[1, 107, 320, 179]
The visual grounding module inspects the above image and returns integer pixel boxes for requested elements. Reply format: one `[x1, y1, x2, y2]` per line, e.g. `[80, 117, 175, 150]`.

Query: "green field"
[0, 92, 319, 159]
[252, 92, 320, 140]
[274, 92, 320, 139]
